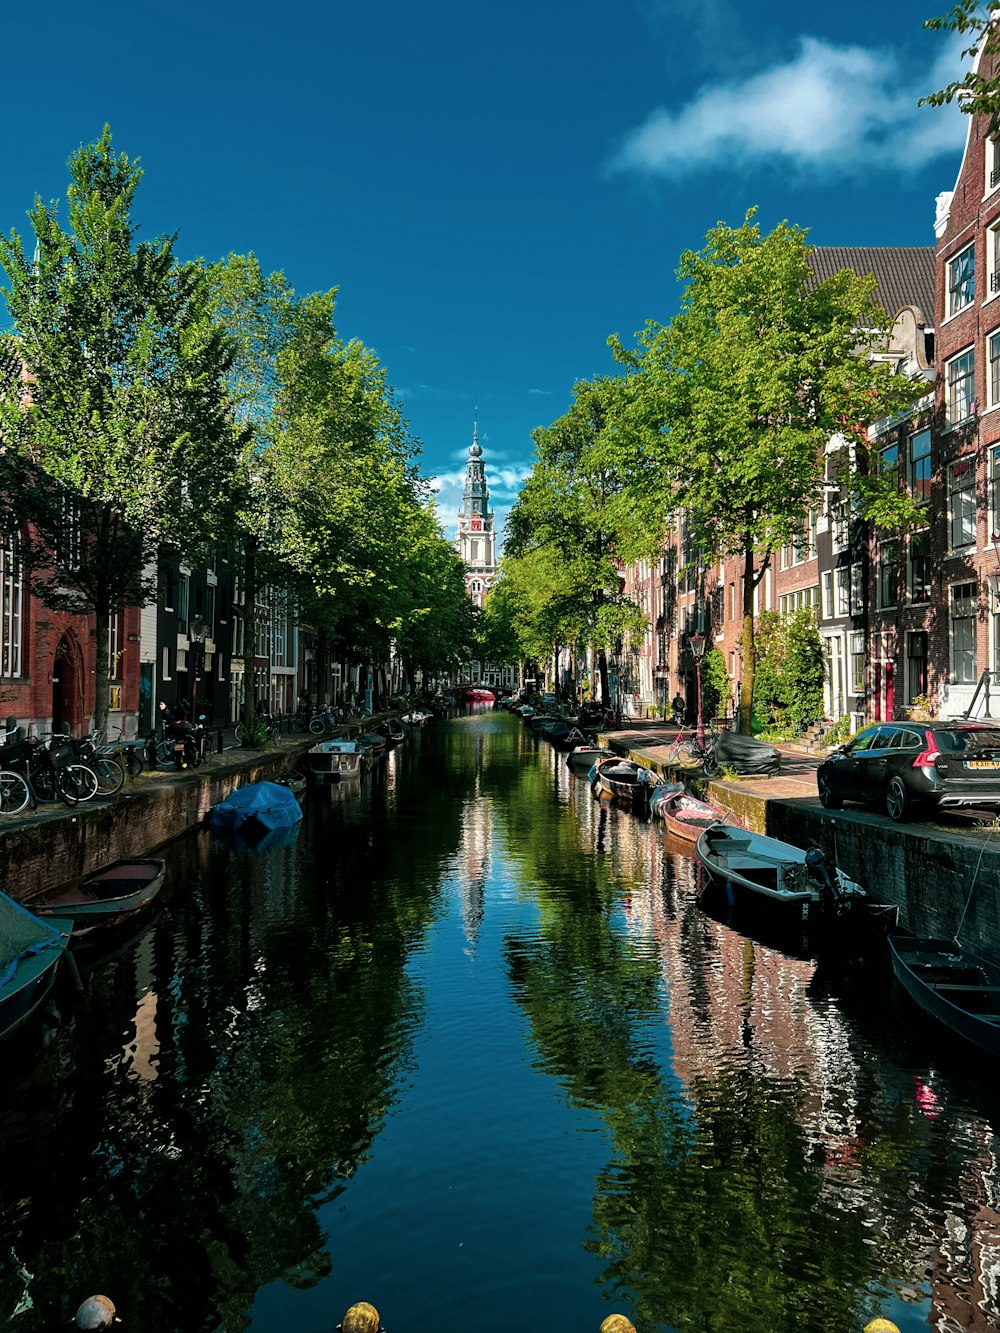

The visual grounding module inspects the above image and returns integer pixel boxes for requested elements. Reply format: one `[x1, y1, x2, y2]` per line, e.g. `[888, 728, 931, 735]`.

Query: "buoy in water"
[75, 1295, 116, 1329]
[600, 1317, 637, 1333]
[340, 1301, 381, 1333]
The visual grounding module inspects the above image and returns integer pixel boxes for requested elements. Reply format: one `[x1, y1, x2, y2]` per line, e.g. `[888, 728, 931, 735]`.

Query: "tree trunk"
[598, 648, 610, 706]
[738, 542, 756, 736]
[240, 536, 258, 744]
[92, 587, 112, 737]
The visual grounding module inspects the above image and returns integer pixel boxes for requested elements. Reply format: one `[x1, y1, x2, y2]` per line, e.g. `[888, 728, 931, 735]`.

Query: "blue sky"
[0, 0, 972, 545]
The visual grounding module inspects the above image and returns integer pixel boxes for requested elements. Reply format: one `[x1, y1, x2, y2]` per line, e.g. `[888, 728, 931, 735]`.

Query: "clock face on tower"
[471, 516, 482, 531]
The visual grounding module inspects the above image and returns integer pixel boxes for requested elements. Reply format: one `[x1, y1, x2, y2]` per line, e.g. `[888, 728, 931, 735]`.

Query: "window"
[0, 535, 23, 678]
[850, 631, 866, 694]
[836, 566, 850, 616]
[850, 563, 865, 616]
[831, 503, 849, 551]
[778, 586, 818, 617]
[879, 440, 899, 475]
[948, 244, 975, 317]
[907, 631, 928, 703]
[908, 428, 931, 503]
[989, 220, 1000, 297]
[177, 573, 189, 624]
[949, 458, 976, 549]
[990, 331, 1000, 408]
[909, 531, 932, 603]
[946, 348, 975, 425]
[951, 581, 978, 684]
[877, 541, 898, 609]
[822, 570, 833, 619]
[987, 136, 1000, 194]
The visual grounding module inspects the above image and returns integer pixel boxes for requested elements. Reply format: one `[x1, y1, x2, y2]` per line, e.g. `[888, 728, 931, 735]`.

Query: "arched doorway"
[52, 634, 83, 735]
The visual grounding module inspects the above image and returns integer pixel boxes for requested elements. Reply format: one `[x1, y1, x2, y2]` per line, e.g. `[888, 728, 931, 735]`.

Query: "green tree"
[920, 3, 1000, 117]
[0, 129, 238, 731]
[505, 376, 658, 703]
[612, 211, 923, 734]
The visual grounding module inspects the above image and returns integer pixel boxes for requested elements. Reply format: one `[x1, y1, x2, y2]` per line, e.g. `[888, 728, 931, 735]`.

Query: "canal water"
[2, 709, 1000, 1333]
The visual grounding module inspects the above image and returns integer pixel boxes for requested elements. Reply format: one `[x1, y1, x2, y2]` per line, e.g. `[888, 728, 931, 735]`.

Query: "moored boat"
[1, 891, 73, 1042]
[567, 743, 613, 775]
[306, 738, 366, 782]
[207, 781, 303, 844]
[375, 718, 407, 745]
[589, 757, 659, 809]
[694, 821, 867, 921]
[649, 783, 724, 842]
[26, 859, 166, 934]
[888, 934, 1000, 1057]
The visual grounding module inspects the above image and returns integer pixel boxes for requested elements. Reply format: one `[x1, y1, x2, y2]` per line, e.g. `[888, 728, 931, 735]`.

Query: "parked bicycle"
[306, 706, 343, 735]
[0, 728, 35, 815]
[91, 724, 145, 777]
[666, 724, 723, 776]
[28, 735, 97, 806]
[235, 713, 282, 744]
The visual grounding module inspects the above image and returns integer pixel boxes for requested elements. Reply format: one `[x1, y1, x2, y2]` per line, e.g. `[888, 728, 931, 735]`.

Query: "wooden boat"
[1, 891, 72, 1041]
[567, 743, 613, 775]
[694, 821, 866, 921]
[356, 730, 387, 756]
[400, 709, 431, 726]
[589, 757, 659, 809]
[549, 725, 589, 753]
[275, 773, 307, 801]
[888, 934, 1000, 1057]
[375, 718, 407, 745]
[306, 738, 366, 782]
[649, 783, 723, 842]
[26, 859, 166, 933]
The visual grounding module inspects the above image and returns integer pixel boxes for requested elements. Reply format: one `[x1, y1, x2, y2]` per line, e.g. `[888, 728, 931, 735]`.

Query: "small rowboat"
[307, 738, 366, 781]
[888, 934, 1000, 1057]
[695, 822, 867, 921]
[567, 743, 613, 775]
[649, 783, 723, 842]
[26, 859, 166, 935]
[589, 757, 659, 809]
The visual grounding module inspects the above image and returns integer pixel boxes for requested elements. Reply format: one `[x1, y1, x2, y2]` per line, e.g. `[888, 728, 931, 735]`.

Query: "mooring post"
[338, 1301, 381, 1333]
[600, 1317, 637, 1333]
[75, 1295, 115, 1329]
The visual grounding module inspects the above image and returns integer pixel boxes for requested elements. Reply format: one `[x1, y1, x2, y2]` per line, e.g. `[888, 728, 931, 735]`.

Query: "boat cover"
[713, 732, 782, 776]
[1, 891, 66, 992]
[207, 781, 303, 837]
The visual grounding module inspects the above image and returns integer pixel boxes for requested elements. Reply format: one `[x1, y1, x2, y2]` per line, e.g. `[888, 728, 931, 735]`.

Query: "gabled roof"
[809, 246, 936, 326]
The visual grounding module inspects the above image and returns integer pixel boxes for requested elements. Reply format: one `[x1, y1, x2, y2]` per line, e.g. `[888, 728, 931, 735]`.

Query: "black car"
[816, 720, 1000, 823]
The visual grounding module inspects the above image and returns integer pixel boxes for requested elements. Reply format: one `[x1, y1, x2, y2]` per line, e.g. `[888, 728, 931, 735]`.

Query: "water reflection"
[0, 712, 999, 1332]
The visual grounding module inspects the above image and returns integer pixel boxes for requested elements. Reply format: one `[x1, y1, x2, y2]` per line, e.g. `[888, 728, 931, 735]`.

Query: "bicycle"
[307, 706, 341, 735]
[91, 724, 144, 778]
[235, 715, 281, 744]
[28, 736, 96, 806]
[0, 728, 34, 815]
[668, 724, 724, 777]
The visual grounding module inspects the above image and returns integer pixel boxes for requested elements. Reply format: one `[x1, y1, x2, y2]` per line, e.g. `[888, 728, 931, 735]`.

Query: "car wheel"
[817, 771, 842, 810]
[886, 776, 910, 823]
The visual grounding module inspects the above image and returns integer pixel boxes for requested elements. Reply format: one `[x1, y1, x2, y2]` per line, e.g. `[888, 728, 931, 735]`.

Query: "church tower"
[455, 419, 497, 608]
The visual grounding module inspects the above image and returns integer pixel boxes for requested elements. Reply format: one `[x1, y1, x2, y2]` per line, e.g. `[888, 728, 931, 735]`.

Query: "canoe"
[567, 744, 613, 774]
[306, 738, 366, 781]
[589, 757, 659, 809]
[694, 821, 867, 921]
[649, 783, 723, 842]
[26, 858, 166, 933]
[207, 781, 304, 842]
[1, 891, 73, 1042]
[888, 934, 1000, 1057]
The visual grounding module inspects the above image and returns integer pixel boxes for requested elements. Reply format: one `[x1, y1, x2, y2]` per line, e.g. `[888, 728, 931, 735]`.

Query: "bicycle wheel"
[0, 770, 31, 815]
[235, 721, 246, 743]
[269, 719, 281, 742]
[52, 767, 81, 806]
[308, 716, 325, 734]
[124, 747, 143, 777]
[92, 755, 126, 795]
[67, 764, 99, 802]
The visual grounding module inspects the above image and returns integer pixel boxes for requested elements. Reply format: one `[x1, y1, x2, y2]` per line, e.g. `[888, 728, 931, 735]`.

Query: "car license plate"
[965, 759, 1000, 769]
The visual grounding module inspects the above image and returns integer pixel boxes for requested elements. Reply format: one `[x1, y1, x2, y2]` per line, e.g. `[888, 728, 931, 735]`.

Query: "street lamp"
[689, 630, 706, 748]
[189, 615, 208, 722]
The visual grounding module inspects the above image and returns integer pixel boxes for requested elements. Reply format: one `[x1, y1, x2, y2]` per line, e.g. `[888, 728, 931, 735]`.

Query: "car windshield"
[937, 728, 1000, 752]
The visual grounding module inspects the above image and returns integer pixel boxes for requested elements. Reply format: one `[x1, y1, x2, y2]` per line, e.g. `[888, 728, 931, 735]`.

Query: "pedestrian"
[671, 692, 685, 726]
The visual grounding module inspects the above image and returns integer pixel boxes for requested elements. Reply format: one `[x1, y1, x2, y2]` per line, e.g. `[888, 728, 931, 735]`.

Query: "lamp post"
[689, 630, 706, 748]
[189, 615, 208, 722]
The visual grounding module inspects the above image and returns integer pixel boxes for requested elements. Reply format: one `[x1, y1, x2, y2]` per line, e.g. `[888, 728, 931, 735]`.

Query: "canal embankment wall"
[623, 739, 1000, 958]
[0, 746, 304, 904]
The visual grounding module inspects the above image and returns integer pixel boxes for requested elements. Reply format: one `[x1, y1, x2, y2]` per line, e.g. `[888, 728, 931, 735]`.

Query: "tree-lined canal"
[2, 710, 999, 1332]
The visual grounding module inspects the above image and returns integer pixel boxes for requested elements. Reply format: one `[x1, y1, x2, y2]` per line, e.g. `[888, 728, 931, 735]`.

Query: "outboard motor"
[804, 846, 847, 913]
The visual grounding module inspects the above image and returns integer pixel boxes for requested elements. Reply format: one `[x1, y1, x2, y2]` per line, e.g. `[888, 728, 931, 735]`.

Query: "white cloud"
[610, 34, 968, 179]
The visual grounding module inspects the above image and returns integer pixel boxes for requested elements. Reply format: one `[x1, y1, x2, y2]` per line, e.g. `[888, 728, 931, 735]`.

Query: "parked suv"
[817, 721, 1000, 823]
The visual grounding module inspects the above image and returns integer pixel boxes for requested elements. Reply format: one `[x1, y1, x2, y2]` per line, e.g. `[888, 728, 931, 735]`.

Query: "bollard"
[600, 1317, 636, 1333]
[75, 1295, 115, 1328]
[340, 1301, 381, 1333]
[863, 1322, 900, 1333]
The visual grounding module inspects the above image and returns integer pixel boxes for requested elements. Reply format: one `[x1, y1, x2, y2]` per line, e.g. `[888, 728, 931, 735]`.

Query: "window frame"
[948, 457, 977, 550]
[947, 243, 975, 318]
[946, 347, 976, 427]
[950, 581, 978, 685]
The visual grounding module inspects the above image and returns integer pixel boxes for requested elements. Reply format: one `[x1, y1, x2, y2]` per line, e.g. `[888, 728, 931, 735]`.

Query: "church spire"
[455, 417, 496, 608]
